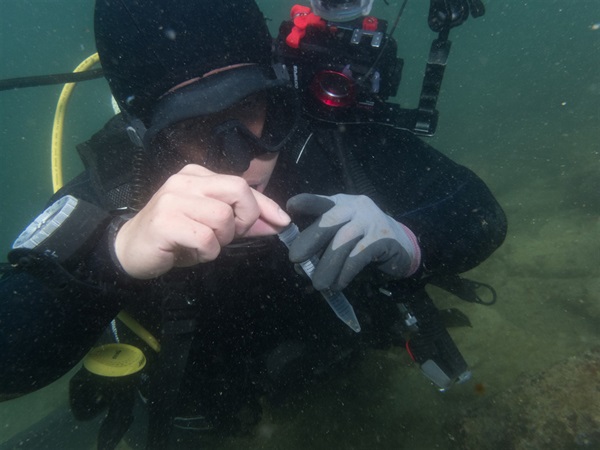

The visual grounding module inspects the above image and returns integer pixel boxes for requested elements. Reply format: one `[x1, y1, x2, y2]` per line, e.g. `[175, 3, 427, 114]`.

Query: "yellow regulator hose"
[51, 52, 101, 193]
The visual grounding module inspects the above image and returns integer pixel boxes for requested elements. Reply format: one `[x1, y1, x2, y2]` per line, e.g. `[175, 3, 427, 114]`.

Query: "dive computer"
[12, 195, 111, 264]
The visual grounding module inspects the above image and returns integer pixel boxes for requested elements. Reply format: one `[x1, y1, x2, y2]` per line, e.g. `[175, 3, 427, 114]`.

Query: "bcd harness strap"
[145, 289, 200, 450]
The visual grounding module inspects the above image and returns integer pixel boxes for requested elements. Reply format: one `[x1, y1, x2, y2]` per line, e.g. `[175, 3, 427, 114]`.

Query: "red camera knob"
[362, 16, 378, 31]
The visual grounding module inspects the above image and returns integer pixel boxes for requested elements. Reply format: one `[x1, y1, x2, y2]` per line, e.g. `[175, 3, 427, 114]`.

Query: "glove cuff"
[401, 223, 422, 277]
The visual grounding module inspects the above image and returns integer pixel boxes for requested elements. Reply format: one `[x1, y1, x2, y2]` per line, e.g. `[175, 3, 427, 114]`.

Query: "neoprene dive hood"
[94, 0, 273, 124]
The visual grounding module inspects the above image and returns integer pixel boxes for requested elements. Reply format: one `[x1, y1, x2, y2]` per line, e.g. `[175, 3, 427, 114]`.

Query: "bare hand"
[114, 164, 290, 279]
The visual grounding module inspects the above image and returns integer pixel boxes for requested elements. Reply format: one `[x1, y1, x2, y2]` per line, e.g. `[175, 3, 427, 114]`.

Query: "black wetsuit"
[0, 115, 506, 423]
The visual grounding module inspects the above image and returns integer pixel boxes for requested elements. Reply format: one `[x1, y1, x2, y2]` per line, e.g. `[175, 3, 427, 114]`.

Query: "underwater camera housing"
[274, 4, 442, 136]
[275, 9, 400, 112]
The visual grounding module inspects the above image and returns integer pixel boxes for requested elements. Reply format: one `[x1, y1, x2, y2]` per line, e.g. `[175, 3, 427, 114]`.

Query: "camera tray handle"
[413, 34, 451, 136]
[415, 0, 485, 134]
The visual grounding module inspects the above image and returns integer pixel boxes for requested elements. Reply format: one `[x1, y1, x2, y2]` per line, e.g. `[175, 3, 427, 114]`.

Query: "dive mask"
[137, 64, 300, 173]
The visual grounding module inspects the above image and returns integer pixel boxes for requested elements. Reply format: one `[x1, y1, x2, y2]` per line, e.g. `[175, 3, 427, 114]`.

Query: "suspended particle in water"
[164, 27, 177, 40]
[474, 382, 486, 396]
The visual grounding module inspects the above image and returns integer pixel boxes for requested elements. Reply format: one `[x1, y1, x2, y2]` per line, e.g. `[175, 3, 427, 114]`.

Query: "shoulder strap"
[145, 287, 200, 449]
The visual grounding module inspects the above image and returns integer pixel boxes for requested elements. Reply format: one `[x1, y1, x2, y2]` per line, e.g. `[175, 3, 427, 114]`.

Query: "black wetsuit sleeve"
[0, 256, 121, 400]
[364, 129, 507, 274]
[0, 170, 142, 400]
[272, 125, 506, 276]
[0, 215, 150, 400]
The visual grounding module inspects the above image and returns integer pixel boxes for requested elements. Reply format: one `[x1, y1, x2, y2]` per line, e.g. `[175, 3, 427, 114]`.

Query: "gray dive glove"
[286, 193, 421, 291]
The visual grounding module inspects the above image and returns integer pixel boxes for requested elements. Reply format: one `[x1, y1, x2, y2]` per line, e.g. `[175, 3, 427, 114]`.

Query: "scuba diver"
[0, 0, 505, 448]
